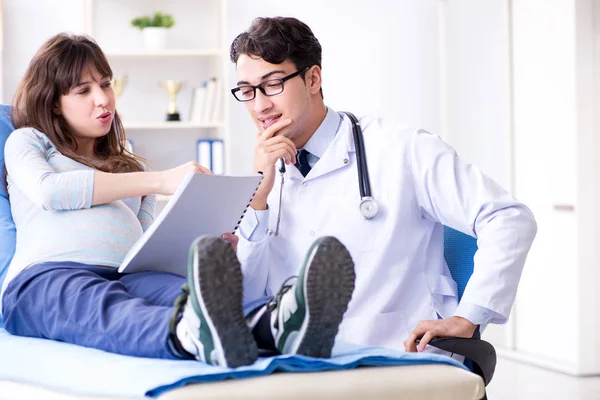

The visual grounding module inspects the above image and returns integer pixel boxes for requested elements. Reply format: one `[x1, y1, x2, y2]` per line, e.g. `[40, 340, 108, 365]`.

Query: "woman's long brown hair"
[11, 33, 146, 173]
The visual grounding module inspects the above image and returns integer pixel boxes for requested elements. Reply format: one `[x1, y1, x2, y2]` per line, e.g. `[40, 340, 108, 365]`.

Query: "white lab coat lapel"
[299, 117, 356, 182]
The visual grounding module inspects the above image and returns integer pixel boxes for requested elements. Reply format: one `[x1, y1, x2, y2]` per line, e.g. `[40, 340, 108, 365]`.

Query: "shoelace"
[266, 276, 298, 330]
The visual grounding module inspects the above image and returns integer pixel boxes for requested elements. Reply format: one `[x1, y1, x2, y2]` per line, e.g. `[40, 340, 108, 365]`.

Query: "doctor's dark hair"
[230, 17, 324, 97]
[11, 33, 145, 173]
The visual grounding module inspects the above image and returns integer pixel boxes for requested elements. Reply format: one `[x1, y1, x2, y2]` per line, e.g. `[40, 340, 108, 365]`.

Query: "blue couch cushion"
[0, 104, 16, 328]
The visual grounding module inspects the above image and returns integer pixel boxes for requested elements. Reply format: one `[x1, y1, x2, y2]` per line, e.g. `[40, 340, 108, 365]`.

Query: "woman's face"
[58, 68, 115, 154]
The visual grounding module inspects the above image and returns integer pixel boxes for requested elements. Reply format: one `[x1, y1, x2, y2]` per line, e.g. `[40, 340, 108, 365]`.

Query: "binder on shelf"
[197, 138, 224, 174]
[211, 140, 224, 175]
[197, 139, 211, 171]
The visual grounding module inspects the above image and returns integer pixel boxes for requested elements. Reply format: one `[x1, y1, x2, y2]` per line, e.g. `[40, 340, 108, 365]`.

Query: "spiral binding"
[232, 172, 264, 234]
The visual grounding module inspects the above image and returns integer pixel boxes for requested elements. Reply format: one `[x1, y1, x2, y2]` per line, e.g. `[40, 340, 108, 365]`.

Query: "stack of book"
[189, 77, 222, 124]
[190, 77, 225, 174]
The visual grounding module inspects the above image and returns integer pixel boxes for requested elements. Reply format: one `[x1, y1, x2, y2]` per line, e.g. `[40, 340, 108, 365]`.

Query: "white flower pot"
[142, 27, 168, 51]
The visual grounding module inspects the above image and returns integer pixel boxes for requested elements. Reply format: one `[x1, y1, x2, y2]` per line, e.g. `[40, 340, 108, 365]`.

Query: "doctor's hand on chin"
[250, 118, 296, 210]
[404, 316, 477, 352]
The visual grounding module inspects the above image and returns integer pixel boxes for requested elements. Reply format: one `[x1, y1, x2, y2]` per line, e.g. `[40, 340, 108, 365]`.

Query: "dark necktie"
[295, 149, 312, 177]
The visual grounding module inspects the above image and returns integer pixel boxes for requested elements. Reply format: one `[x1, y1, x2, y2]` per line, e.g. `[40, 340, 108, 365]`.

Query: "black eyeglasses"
[231, 66, 310, 102]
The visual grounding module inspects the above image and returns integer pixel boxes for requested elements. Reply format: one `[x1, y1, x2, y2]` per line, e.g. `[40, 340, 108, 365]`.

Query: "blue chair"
[434, 226, 497, 391]
[444, 226, 478, 300]
[0, 104, 494, 388]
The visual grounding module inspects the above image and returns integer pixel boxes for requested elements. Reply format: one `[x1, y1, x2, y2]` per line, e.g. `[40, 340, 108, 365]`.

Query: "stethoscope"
[343, 111, 379, 220]
[269, 112, 378, 236]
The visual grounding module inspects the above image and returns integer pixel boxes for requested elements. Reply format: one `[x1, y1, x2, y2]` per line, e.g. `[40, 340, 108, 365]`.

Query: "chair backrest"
[0, 104, 16, 329]
[443, 226, 478, 300]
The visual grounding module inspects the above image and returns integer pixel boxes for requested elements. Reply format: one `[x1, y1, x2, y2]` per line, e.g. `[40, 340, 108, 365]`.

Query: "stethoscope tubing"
[342, 112, 372, 199]
[269, 111, 378, 236]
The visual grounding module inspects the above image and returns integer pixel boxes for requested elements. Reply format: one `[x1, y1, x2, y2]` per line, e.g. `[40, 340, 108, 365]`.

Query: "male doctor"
[227, 16, 537, 353]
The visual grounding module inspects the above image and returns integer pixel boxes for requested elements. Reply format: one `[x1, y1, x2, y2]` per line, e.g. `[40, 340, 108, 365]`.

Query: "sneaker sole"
[188, 236, 258, 367]
[296, 236, 356, 358]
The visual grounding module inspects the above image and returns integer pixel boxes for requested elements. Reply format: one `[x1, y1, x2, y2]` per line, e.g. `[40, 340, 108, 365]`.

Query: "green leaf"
[130, 11, 175, 29]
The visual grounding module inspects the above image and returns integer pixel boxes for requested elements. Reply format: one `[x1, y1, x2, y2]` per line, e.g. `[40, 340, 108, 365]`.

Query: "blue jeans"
[1, 262, 269, 359]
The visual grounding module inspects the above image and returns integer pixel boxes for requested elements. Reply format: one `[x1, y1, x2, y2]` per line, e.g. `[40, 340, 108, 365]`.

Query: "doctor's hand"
[157, 161, 212, 196]
[251, 118, 296, 210]
[404, 316, 477, 352]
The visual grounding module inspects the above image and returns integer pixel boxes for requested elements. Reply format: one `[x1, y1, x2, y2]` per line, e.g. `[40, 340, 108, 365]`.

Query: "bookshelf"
[83, 0, 230, 173]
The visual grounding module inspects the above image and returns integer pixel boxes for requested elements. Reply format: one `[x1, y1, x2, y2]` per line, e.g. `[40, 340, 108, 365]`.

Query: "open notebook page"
[119, 172, 263, 276]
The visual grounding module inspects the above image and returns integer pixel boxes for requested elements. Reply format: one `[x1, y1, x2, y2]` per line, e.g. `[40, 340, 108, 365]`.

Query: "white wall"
[441, 0, 513, 348]
[2, 0, 85, 103]
[512, 0, 579, 369]
[576, 0, 600, 374]
[225, 0, 442, 174]
[505, 0, 600, 376]
[442, 0, 512, 190]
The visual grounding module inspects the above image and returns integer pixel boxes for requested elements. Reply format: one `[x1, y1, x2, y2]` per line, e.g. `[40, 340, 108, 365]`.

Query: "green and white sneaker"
[171, 236, 258, 367]
[269, 236, 356, 358]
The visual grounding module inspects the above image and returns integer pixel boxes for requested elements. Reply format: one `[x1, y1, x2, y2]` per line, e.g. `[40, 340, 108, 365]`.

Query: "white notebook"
[119, 172, 263, 276]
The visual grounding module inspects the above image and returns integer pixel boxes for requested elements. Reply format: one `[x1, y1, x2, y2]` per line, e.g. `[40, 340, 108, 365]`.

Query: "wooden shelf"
[123, 121, 224, 130]
[104, 49, 224, 58]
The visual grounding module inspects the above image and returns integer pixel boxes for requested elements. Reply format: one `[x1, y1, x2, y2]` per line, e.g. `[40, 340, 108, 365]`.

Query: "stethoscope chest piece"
[343, 111, 379, 220]
[359, 196, 379, 219]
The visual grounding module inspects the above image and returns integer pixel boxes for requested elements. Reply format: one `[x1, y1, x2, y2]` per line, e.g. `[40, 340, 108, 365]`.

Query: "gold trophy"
[160, 80, 183, 121]
[112, 76, 128, 100]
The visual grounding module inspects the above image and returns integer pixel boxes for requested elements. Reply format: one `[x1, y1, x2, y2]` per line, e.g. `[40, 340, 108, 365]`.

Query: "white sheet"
[0, 328, 466, 398]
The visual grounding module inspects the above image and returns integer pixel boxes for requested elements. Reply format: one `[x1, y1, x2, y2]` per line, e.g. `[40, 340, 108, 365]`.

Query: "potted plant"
[131, 12, 175, 51]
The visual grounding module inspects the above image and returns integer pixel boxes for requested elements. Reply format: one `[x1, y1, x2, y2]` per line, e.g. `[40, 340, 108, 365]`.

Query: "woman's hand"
[222, 233, 239, 252]
[158, 161, 212, 195]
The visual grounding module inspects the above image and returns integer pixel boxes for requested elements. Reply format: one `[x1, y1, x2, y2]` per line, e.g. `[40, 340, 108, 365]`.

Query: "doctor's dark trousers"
[1, 262, 269, 359]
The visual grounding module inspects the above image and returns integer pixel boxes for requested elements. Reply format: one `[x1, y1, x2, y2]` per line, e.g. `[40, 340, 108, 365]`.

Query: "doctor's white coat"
[237, 114, 537, 351]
